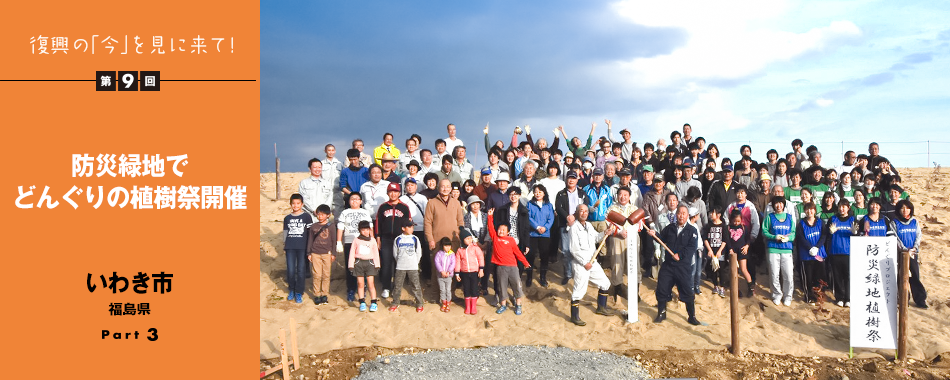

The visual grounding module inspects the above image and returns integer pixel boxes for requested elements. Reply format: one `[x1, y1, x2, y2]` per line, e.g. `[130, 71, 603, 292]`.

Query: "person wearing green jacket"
[762, 196, 797, 306]
[561, 122, 596, 158]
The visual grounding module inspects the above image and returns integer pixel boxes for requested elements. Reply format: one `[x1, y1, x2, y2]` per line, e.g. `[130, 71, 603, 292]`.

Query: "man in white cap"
[485, 172, 512, 212]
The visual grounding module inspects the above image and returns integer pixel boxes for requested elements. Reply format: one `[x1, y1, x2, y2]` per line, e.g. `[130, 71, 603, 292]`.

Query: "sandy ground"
[260, 168, 950, 362]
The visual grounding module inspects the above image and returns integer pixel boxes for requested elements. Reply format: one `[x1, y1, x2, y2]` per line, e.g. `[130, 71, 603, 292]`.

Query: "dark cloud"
[260, 1, 689, 171]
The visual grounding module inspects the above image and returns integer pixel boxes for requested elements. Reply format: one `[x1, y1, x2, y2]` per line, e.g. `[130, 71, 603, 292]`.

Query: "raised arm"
[525, 124, 535, 150]
[582, 123, 595, 152]
[487, 209, 498, 242]
[558, 125, 570, 145]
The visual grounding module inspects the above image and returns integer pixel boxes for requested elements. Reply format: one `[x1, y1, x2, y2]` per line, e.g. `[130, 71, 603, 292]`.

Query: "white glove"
[484, 125, 489, 134]
[336, 241, 344, 254]
[525, 125, 531, 134]
[809, 247, 819, 256]
[553, 128, 560, 135]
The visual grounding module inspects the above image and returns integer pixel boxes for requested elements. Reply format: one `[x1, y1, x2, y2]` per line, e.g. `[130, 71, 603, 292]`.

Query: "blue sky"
[261, 0, 950, 172]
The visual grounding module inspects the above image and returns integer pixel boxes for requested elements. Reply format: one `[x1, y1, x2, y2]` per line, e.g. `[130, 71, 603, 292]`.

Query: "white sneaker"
[381, 289, 390, 299]
[836, 301, 844, 307]
[772, 299, 781, 306]
[783, 299, 791, 307]
[844, 302, 850, 308]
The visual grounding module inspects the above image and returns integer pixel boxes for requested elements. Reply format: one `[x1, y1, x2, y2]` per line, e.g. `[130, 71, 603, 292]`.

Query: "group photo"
[259, 1, 950, 379]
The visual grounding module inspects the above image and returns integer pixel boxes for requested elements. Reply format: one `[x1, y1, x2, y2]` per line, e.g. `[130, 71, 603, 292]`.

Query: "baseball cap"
[405, 177, 417, 184]
[592, 168, 604, 176]
[722, 164, 734, 172]
[566, 171, 578, 179]
[618, 168, 632, 176]
[481, 168, 492, 175]
[387, 182, 401, 192]
[642, 164, 654, 172]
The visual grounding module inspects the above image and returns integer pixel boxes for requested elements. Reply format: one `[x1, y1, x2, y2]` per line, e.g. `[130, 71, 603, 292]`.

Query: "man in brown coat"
[424, 179, 464, 280]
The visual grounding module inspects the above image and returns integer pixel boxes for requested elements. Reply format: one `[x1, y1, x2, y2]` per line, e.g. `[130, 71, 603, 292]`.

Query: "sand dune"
[260, 169, 950, 360]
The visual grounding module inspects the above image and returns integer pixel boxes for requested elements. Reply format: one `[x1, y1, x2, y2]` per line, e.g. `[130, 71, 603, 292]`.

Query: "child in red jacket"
[487, 209, 531, 315]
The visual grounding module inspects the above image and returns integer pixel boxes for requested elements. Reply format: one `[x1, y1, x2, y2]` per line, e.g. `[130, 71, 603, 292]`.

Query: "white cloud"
[612, 0, 862, 86]
[645, 89, 750, 137]
[815, 97, 834, 107]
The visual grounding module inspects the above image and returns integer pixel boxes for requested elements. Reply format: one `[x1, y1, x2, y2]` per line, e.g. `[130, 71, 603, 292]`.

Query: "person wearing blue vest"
[890, 200, 928, 309]
[584, 168, 613, 233]
[794, 202, 827, 304]
[862, 198, 891, 237]
[825, 199, 858, 307]
[762, 196, 797, 306]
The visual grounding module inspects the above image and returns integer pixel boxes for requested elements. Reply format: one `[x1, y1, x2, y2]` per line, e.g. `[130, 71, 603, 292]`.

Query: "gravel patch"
[355, 345, 651, 380]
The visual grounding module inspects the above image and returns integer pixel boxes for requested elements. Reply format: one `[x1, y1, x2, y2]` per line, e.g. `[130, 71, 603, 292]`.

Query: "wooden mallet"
[590, 209, 647, 265]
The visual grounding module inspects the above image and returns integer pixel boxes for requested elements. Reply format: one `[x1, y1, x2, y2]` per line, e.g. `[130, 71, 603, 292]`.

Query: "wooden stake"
[897, 250, 910, 361]
[289, 318, 300, 371]
[260, 364, 283, 378]
[275, 143, 281, 200]
[279, 328, 290, 379]
[730, 252, 740, 356]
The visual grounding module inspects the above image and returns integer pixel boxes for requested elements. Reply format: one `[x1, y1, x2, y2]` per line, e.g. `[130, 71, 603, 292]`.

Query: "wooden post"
[730, 252, 740, 356]
[275, 143, 281, 200]
[279, 328, 290, 379]
[289, 318, 300, 371]
[897, 250, 910, 361]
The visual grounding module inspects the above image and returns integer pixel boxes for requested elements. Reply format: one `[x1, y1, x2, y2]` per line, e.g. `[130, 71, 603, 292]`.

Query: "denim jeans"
[560, 227, 573, 279]
[690, 249, 703, 291]
[285, 249, 307, 295]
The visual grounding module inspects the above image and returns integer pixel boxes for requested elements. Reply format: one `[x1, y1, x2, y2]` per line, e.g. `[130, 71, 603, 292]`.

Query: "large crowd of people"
[282, 121, 929, 326]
